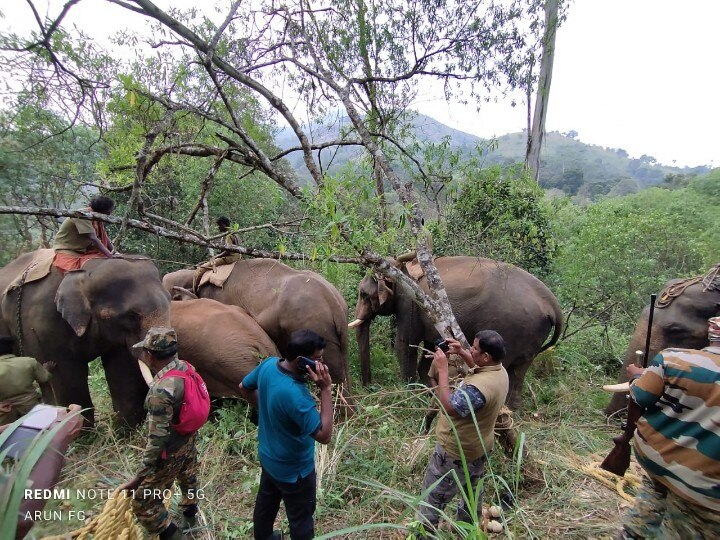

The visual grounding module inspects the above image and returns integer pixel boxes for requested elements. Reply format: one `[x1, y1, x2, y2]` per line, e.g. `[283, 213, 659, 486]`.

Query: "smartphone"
[435, 340, 450, 353]
[298, 356, 317, 374]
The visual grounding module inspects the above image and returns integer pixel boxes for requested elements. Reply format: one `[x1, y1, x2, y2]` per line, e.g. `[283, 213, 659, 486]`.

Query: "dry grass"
[28, 355, 636, 539]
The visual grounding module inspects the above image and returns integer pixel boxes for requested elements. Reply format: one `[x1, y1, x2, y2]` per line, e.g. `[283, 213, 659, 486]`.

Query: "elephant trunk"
[356, 321, 371, 386]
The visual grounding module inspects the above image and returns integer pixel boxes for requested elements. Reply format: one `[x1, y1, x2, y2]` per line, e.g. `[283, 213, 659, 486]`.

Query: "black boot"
[180, 504, 198, 531]
[159, 522, 183, 540]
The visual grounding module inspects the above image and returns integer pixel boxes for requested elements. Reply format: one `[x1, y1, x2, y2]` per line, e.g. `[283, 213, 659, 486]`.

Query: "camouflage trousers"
[418, 443, 487, 528]
[623, 475, 720, 539]
[132, 436, 200, 535]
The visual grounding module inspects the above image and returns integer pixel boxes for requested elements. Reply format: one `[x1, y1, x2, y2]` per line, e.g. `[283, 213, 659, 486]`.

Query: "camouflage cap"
[132, 327, 177, 353]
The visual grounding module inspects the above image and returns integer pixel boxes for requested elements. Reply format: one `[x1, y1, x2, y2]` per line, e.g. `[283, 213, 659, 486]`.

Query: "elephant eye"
[665, 324, 688, 336]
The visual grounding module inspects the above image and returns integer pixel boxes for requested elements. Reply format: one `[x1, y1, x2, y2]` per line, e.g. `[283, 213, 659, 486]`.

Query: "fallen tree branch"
[0, 205, 363, 264]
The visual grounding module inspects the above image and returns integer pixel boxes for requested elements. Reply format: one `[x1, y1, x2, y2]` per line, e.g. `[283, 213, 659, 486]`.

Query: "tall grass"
[0, 409, 83, 539]
[27, 343, 633, 539]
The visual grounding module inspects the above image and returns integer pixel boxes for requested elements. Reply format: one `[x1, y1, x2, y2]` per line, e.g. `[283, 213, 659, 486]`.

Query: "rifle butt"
[599, 434, 632, 476]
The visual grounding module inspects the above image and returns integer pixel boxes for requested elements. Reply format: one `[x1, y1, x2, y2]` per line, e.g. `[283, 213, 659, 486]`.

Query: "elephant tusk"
[137, 360, 153, 386]
[348, 318, 364, 328]
[602, 382, 631, 393]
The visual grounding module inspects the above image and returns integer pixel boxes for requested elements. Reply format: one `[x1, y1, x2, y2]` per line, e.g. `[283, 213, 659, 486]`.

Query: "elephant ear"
[55, 271, 92, 337]
[377, 277, 394, 307]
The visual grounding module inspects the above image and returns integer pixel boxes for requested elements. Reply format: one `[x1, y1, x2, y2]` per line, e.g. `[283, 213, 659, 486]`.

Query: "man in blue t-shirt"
[239, 329, 334, 540]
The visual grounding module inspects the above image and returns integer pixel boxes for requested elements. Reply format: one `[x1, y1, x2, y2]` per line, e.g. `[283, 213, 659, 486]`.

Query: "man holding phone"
[239, 329, 333, 540]
[417, 331, 509, 531]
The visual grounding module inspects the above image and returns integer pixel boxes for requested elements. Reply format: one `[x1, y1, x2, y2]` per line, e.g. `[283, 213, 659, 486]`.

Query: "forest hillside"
[276, 113, 710, 199]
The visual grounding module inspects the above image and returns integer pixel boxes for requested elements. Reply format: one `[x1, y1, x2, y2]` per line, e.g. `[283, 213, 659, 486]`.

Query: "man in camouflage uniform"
[620, 316, 720, 538]
[120, 328, 201, 540]
[0, 336, 54, 424]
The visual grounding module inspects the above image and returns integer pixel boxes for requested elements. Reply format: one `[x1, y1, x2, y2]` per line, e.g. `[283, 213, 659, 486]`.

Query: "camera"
[434, 339, 450, 353]
[298, 356, 317, 374]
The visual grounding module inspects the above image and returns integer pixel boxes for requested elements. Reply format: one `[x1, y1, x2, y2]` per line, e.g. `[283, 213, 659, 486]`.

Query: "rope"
[494, 405, 515, 431]
[656, 263, 720, 309]
[580, 461, 642, 503]
[41, 489, 145, 540]
[15, 263, 35, 356]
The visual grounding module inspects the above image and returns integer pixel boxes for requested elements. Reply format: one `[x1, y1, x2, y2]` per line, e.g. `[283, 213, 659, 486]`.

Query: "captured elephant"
[350, 257, 563, 410]
[170, 298, 279, 398]
[605, 270, 720, 415]
[0, 251, 170, 427]
[162, 258, 352, 397]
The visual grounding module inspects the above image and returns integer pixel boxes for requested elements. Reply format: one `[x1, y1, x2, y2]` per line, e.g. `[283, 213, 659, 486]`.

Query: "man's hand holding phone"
[305, 359, 332, 391]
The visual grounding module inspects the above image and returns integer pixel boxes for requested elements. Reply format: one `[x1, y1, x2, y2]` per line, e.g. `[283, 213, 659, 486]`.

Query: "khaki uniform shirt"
[224, 232, 239, 246]
[53, 217, 96, 253]
[436, 363, 509, 461]
[0, 354, 51, 400]
[428, 354, 467, 387]
[138, 357, 191, 477]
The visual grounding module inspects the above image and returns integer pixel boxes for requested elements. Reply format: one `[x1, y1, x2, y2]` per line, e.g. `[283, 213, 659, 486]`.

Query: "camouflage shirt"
[138, 357, 191, 477]
[631, 347, 720, 510]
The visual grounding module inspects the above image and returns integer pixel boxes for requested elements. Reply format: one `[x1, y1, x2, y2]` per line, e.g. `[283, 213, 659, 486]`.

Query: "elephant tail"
[539, 297, 563, 353]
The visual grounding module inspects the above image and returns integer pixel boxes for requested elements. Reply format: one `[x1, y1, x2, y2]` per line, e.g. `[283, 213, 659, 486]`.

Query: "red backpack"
[161, 361, 211, 436]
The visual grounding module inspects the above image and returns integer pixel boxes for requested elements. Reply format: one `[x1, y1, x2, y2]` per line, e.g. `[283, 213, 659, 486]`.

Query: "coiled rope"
[41, 488, 167, 540]
[656, 263, 720, 309]
[580, 461, 642, 503]
[494, 405, 515, 431]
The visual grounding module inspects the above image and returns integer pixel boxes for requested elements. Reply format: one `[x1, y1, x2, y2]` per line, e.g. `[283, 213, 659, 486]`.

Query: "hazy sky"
[417, 1, 720, 167]
[3, 0, 718, 167]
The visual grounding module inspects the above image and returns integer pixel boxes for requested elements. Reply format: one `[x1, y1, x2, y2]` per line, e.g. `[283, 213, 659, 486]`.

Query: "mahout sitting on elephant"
[350, 256, 563, 410]
[169, 298, 279, 398]
[162, 258, 352, 402]
[605, 263, 720, 415]
[0, 251, 171, 427]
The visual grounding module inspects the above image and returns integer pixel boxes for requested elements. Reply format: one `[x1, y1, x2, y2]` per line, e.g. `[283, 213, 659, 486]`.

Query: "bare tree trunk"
[115, 112, 173, 247]
[373, 156, 387, 232]
[201, 194, 213, 257]
[525, 0, 559, 183]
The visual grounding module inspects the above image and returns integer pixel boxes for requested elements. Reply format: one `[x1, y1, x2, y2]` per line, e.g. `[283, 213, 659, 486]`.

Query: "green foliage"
[301, 163, 405, 258]
[551, 179, 720, 340]
[94, 58, 294, 269]
[432, 165, 557, 276]
[0, 105, 103, 264]
[689, 168, 720, 200]
[529, 167, 720, 371]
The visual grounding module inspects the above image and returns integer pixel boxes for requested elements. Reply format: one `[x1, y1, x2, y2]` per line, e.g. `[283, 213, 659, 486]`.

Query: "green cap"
[132, 327, 177, 353]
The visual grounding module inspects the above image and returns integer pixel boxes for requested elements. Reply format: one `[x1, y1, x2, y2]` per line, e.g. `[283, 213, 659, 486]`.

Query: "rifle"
[600, 293, 657, 476]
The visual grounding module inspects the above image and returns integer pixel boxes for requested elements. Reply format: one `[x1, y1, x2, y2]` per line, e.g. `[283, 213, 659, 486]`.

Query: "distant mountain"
[276, 113, 710, 197]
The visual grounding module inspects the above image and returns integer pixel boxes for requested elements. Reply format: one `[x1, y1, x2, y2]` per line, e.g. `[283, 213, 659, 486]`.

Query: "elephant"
[350, 256, 563, 410]
[170, 298, 279, 398]
[605, 272, 720, 415]
[162, 258, 352, 399]
[0, 251, 171, 427]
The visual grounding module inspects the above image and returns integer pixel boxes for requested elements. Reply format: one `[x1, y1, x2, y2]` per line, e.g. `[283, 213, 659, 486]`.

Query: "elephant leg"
[48, 362, 95, 426]
[422, 404, 438, 435]
[605, 392, 630, 417]
[505, 358, 532, 411]
[101, 350, 149, 430]
[418, 347, 433, 387]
